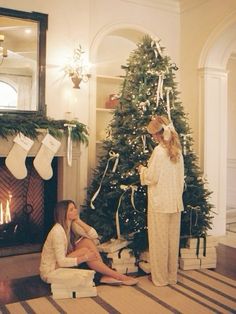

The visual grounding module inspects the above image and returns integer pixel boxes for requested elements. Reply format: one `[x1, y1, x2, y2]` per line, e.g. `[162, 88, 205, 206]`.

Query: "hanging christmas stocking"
[5, 132, 34, 179]
[33, 133, 61, 180]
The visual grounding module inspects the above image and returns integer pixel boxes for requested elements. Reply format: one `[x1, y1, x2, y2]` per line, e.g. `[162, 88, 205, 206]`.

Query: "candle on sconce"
[0, 34, 4, 41]
[0, 202, 3, 224]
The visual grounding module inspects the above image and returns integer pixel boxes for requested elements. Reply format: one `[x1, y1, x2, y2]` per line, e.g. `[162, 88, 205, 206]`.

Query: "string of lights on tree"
[81, 35, 213, 254]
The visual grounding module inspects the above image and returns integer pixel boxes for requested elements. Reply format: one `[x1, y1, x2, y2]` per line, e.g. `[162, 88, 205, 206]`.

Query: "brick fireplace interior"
[0, 158, 57, 256]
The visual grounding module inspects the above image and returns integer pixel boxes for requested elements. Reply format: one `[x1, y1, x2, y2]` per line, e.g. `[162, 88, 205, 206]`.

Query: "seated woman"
[39, 200, 138, 286]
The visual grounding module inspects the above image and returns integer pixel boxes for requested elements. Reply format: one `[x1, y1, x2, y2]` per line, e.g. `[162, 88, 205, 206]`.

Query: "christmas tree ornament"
[5, 132, 34, 179]
[33, 133, 61, 180]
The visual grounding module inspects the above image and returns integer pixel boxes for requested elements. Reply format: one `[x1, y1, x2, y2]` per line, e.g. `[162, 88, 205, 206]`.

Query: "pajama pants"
[148, 211, 181, 286]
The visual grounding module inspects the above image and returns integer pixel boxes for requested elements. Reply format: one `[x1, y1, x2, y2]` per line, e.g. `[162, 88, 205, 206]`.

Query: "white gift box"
[47, 268, 95, 286]
[107, 248, 133, 259]
[179, 258, 201, 270]
[187, 236, 218, 249]
[200, 263, 217, 269]
[97, 239, 131, 253]
[51, 282, 94, 292]
[109, 256, 136, 265]
[200, 256, 217, 269]
[112, 264, 138, 274]
[52, 287, 97, 299]
[180, 247, 216, 259]
[138, 261, 151, 274]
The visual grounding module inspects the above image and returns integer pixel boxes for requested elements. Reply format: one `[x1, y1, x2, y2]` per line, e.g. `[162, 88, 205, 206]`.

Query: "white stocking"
[33, 133, 61, 180]
[5, 132, 34, 179]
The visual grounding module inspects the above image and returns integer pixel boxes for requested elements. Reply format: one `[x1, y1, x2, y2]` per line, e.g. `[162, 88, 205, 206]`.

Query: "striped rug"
[0, 270, 235, 314]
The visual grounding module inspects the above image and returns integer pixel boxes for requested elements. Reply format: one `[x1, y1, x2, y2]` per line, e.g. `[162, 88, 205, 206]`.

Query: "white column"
[199, 67, 228, 236]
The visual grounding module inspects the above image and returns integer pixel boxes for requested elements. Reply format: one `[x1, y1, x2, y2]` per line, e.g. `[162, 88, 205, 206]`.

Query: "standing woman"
[138, 115, 184, 286]
[40, 200, 138, 286]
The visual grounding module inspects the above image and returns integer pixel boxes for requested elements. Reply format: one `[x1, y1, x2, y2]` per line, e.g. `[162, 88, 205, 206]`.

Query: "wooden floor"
[0, 242, 235, 306]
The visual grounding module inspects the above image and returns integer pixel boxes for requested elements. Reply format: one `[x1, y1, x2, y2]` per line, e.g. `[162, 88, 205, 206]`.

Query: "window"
[0, 81, 17, 109]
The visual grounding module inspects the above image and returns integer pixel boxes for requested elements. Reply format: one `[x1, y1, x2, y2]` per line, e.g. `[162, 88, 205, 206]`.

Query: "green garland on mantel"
[0, 113, 89, 145]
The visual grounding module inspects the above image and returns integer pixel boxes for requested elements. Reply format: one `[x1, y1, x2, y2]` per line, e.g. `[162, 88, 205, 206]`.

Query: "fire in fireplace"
[0, 157, 57, 254]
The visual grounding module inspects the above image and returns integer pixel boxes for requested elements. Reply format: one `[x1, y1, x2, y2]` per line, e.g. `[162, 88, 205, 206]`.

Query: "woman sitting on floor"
[39, 199, 138, 286]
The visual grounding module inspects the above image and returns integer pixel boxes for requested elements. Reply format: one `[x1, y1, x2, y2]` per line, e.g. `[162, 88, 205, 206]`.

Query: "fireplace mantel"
[0, 131, 82, 207]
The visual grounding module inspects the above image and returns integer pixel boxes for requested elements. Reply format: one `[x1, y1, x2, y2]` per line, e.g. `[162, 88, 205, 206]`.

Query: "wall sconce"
[64, 45, 91, 89]
[0, 34, 8, 66]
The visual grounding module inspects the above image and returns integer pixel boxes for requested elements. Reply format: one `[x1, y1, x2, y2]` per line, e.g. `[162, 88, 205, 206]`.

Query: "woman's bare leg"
[75, 238, 135, 281]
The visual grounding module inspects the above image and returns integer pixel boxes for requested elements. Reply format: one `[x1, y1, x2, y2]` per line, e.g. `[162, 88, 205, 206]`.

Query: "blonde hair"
[147, 115, 182, 163]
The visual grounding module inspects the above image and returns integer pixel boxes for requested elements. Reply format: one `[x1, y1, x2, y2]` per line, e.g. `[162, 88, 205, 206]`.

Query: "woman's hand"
[137, 164, 143, 173]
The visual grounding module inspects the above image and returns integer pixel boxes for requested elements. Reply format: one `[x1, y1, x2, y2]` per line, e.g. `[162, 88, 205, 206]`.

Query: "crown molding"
[179, 0, 208, 13]
[120, 0, 180, 14]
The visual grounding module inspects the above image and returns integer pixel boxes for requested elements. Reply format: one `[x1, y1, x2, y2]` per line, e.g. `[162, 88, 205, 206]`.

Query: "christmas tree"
[81, 35, 213, 254]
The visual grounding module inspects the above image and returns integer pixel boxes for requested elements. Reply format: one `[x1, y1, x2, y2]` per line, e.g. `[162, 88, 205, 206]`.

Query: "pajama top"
[39, 222, 98, 282]
[140, 144, 184, 213]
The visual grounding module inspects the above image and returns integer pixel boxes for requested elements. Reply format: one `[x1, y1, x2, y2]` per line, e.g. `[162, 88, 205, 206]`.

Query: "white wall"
[180, 0, 236, 156]
[1, 0, 180, 202]
[180, 0, 236, 235]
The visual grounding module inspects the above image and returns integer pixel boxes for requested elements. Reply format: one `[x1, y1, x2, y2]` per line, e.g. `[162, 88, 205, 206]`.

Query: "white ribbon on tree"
[180, 133, 191, 155]
[164, 87, 173, 122]
[64, 123, 76, 167]
[115, 184, 138, 239]
[90, 151, 119, 209]
[186, 205, 201, 236]
[151, 37, 163, 58]
[141, 135, 148, 153]
[156, 72, 164, 107]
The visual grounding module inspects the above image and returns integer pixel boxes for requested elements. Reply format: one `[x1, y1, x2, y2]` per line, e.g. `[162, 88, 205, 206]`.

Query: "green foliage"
[82, 35, 213, 254]
[0, 113, 89, 145]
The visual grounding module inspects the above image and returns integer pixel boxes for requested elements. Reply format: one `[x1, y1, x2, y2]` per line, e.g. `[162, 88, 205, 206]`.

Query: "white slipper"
[121, 278, 139, 286]
[100, 276, 122, 286]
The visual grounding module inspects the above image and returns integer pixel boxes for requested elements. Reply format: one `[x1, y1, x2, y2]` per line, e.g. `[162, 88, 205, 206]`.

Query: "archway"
[199, 13, 236, 235]
[88, 23, 153, 175]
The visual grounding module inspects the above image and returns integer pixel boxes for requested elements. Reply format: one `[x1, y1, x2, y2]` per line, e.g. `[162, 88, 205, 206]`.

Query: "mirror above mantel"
[0, 7, 48, 115]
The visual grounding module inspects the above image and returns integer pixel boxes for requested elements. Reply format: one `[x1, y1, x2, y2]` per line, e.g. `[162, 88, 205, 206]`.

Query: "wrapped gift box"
[200, 263, 217, 269]
[180, 247, 217, 259]
[200, 256, 217, 269]
[112, 264, 138, 274]
[47, 268, 95, 286]
[51, 282, 94, 291]
[187, 236, 218, 249]
[179, 258, 201, 270]
[52, 287, 97, 299]
[109, 256, 136, 265]
[107, 248, 133, 260]
[138, 261, 151, 274]
[97, 239, 131, 253]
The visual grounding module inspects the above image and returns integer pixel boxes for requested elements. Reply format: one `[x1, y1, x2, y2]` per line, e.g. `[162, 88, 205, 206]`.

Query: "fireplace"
[0, 158, 57, 252]
[0, 131, 82, 256]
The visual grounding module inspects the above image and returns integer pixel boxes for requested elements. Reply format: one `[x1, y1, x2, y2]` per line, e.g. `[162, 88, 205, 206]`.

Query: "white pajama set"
[140, 144, 184, 286]
[39, 223, 98, 283]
